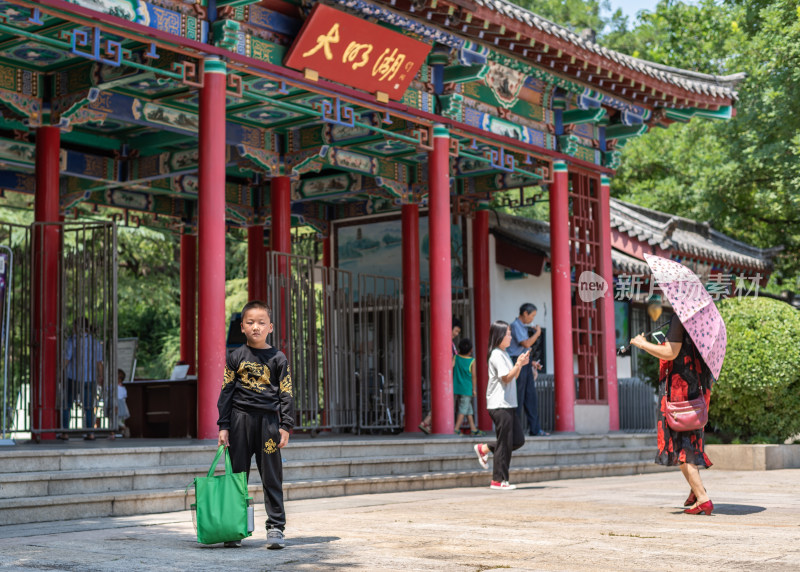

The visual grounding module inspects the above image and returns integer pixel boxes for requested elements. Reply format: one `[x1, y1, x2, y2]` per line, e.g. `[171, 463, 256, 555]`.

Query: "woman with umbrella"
[629, 254, 726, 516]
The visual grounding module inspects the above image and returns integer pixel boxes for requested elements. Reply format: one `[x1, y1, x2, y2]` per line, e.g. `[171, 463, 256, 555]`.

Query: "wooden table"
[125, 377, 197, 438]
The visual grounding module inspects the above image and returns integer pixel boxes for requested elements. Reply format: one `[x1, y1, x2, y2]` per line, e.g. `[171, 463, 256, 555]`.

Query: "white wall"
[486, 234, 555, 374]
[616, 355, 632, 378]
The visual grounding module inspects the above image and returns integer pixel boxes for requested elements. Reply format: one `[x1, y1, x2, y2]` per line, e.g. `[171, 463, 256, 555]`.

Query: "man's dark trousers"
[228, 408, 285, 530]
[512, 354, 541, 435]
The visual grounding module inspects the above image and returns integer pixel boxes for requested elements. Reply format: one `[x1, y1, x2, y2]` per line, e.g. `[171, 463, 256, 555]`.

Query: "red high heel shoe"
[684, 500, 714, 515]
[684, 487, 707, 506]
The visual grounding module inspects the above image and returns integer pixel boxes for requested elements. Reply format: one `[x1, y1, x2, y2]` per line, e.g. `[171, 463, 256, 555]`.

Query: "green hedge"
[710, 297, 800, 442]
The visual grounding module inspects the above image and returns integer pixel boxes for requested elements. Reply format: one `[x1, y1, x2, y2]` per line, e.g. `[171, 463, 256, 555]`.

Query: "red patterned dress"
[655, 316, 714, 467]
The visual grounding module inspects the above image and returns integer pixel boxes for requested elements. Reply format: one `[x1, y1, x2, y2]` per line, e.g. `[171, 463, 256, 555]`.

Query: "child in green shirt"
[453, 338, 484, 436]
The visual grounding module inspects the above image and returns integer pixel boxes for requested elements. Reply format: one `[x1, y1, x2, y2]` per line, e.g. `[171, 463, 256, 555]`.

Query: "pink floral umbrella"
[644, 253, 727, 379]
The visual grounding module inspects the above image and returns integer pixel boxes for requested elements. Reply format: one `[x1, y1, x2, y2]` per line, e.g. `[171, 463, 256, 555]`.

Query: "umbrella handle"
[617, 321, 671, 355]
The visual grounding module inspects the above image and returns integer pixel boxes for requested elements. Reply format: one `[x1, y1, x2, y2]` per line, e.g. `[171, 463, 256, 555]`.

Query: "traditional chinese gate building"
[0, 0, 744, 439]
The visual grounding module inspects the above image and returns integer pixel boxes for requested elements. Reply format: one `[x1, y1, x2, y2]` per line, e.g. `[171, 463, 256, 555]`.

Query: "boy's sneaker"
[470, 430, 486, 437]
[474, 444, 489, 469]
[454, 429, 462, 436]
[223, 540, 242, 548]
[489, 480, 517, 490]
[266, 528, 285, 549]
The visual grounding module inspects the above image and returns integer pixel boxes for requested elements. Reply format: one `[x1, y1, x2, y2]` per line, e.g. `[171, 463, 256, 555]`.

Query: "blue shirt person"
[60, 321, 104, 440]
[509, 303, 547, 436]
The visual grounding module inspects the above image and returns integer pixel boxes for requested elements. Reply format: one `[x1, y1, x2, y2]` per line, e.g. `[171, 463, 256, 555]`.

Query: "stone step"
[0, 446, 655, 499]
[0, 434, 656, 473]
[0, 460, 669, 525]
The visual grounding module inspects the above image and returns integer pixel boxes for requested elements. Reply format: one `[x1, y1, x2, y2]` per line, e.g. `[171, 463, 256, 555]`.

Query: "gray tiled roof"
[610, 199, 780, 270]
[488, 210, 648, 274]
[472, 0, 746, 100]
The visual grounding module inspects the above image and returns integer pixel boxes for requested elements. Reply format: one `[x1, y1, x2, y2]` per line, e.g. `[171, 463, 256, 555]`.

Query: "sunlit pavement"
[1, 469, 798, 571]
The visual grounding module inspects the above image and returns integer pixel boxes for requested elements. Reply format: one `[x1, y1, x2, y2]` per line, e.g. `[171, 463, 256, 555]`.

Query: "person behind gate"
[217, 300, 295, 549]
[60, 318, 104, 441]
[509, 303, 548, 437]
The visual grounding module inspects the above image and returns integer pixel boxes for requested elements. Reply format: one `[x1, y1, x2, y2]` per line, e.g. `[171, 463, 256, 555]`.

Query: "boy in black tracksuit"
[217, 301, 294, 549]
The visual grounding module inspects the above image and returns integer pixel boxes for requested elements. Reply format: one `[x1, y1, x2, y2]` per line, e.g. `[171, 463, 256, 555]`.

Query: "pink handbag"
[663, 344, 709, 432]
[665, 394, 707, 432]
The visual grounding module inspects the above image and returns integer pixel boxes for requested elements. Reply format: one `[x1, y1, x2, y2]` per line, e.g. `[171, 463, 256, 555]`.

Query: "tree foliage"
[711, 297, 800, 442]
[520, 0, 800, 284]
[116, 226, 180, 379]
[611, 0, 800, 282]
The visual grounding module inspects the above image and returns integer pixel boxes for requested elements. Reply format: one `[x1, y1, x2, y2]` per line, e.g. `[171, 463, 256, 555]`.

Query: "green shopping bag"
[191, 445, 252, 545]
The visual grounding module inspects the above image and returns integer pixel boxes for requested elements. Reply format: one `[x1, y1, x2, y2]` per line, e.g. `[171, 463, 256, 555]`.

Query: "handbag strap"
[207, 445, 233, 477]
[665, 365, 671, 403]
[666, 334, 707, 404]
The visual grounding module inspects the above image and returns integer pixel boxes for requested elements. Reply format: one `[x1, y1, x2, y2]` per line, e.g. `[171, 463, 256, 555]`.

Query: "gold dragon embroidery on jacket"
[222, 366, 235, 388]
[280, 366, 293, 396]
[237, 361, 271, 393]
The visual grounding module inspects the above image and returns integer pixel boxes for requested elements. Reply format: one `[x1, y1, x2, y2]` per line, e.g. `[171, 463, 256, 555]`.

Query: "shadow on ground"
[670, 504, 766, 516]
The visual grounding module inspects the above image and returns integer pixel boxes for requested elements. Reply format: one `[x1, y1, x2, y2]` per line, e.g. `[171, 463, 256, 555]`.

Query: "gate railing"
[267, 253, 403, 433]
[618, 377, 658, 432]
[321, 266, 356, 431]
[2, 221, 117, 438]
[533, 373, 556, 433]
[48, 222, 117, 437]
[356, 273, 402, 432]
[266, 252, 321, 430]
[0, 222, 31, 438]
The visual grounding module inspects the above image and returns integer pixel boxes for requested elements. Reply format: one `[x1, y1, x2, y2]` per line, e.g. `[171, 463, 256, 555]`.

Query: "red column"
[549, 161, 575, 432]
[32, 126, 61, 438]
[270, 176, 291, 351]
[247, 224, 266, 301]
[180, 232, 197, 375]
[598, 175, 619, 430]
[402, 203, 422, 432]
[428, 125, 453, 434]
[322, 236, 331, 268]
[197, 58, 227, 440]
[270, 177, 291, 254]
[472, 208, 491, 430]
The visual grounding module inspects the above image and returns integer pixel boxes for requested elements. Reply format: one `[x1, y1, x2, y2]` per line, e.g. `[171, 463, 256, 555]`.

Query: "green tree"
[611, 0, 800, 282]
[711, 297, 800, 442]
[116, 226, 180, 379]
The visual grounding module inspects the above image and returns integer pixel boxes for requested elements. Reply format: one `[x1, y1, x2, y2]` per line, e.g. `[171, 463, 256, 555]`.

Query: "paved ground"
[0, 469, 798, 571]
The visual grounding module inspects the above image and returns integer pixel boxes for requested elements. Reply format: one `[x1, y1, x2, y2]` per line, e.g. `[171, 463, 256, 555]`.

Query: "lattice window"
[568, 170, 605, 403]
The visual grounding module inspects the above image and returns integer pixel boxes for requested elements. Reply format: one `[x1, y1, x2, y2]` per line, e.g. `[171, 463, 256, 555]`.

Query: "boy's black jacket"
[217, 344, 295, 431]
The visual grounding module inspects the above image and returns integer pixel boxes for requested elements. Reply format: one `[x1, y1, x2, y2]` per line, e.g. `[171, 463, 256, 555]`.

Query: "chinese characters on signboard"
[284, 4, 432, 100]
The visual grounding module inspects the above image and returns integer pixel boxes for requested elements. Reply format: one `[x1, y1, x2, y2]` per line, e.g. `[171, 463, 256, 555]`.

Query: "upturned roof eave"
[440, 0, 743, 106]
[609, 198, 777, 270]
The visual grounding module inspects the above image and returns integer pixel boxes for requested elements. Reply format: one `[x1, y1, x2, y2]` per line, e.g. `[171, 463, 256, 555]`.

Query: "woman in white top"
[474, 320, 530, 490]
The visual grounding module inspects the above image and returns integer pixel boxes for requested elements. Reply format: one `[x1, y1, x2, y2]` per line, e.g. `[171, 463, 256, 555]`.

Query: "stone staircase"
[0, 433, 663, 525]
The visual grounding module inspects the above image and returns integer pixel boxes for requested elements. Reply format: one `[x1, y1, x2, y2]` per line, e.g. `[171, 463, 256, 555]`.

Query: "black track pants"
[487, 407, 525, 483]
[228, 408, 285, 530]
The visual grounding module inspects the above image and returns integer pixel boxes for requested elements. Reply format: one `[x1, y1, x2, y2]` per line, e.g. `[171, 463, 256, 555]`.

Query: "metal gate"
[0, 223, 31, 438]
[7, 221, 119, 438]
[356, 273, 402, 432]
[266, 252, 402, 433]
[321, 266, 356, 430]
[52, 222, 118, 436]
[534, 374, 556, 433]
[266, 252, 321, 430]
[618, 377, 658, 432]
